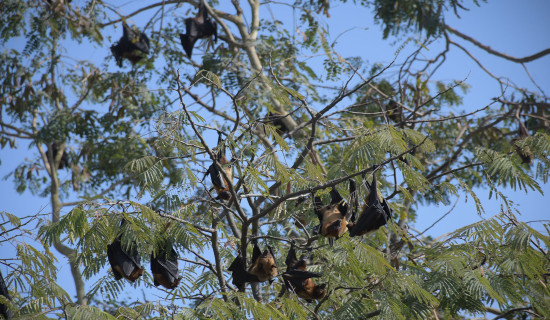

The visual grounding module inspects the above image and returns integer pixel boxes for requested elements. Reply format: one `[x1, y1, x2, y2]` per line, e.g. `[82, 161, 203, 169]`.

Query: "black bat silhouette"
[282, 243, 326, 302]
[0, 270, 13, 320]
[111, 23, 150, 67]
[228, 243, 277, 290]
[151, 245, 182, 290]
[313, 182, 353, 246]
[348, 174, 392, 236]
[179, 1, 217, 58]
[107, 236, 144, 282]
[204, 133, 233, 200]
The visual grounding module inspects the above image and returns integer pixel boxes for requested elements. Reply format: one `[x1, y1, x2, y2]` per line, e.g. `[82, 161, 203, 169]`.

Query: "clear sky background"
[1, 0, 549, 306]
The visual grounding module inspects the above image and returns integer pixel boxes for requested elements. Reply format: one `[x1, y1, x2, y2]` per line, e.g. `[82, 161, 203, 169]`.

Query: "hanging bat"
[265, 112, 291, 136]
[111, 23, 150, 67]
[514, 119, 533, 164]
[228, 243, 278, 290]
[282, 243, 326, 302]
[46, 142, 69, 170]
[0, 270, 13, 320]
[386, 99, 403, 123]
[348, 174, 392, 237]
[107, 237, 144, 282]
[313, 184, 352, 246]
[179, 0, 217, 58]
[151, 245, 182, 290]
[205, 133, 233, 200]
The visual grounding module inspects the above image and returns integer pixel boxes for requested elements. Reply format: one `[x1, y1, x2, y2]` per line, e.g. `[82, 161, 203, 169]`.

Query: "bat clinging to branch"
[282, 243, 326, 302]
[111, 23, 150, 67]
[348, 174, 392, 237]
[228, 243, 278, 290]
[179, 1, 217, 58]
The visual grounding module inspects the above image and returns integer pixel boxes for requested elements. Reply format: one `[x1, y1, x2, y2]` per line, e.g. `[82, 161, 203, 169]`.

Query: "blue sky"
[1, 0, 549, 307]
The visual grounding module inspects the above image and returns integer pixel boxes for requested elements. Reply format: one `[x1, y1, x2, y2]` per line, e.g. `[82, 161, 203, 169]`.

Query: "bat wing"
[349, 202, 388, 237]
[381, 198, 392, 222]
[107, 239, 143, 281]
[151, 249, 181, 289]
[330, 187, 348, 218]
[180, 33, 197, 58]
[251, 243, 262, 264]
[283, 269, 322, 280]
[0, 270, 13, 320]
[107, 240, 127, 280]
[133, 32, 150, 54]
[110, 45, 123, 67]
[207, 163, 225, 191]
[228, 255, 259, 289]
[155, 249, 180, 283]
[285, 244, 298, 269]
[347, 179, 358, 222]
[313, 196, 324, 226]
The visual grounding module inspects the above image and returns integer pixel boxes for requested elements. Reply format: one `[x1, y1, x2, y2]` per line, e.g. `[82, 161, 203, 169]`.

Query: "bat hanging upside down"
[313, 179, 356, 246]
[179, 0, 217, 58]
[282, 243, 326, 302]
[228, 242, 278, 291]
[0, 270, 13, 320]
[107, 236, 144, 282]
[205, 133, 233, 201]
[151, 244, 182, 290]
[111, 22, 150, 67]
[347, 173, 392, 237]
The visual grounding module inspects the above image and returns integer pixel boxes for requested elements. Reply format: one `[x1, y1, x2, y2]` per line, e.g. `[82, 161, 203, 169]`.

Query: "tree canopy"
[1, 0, 550, 319]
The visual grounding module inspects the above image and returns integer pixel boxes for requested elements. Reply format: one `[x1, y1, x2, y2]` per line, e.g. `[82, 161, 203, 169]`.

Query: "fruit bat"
[282, 243, 326, 302]
[107, 236, 144, 282]
[348, 174, 392, 237]
[313, 185, 351, 246]
[151, 245, 182, 290]
[387, 99, 403, 123]
[228, 243, 277, 290]
[111, 23, 150, 67]
[514, 120, 532, 164]
[205, 133, 233, 200]
[0, 270, 13, 320]
[265, 112, 291, 136]
[179, 1, 217, 58]
[46, 142, 69, 170]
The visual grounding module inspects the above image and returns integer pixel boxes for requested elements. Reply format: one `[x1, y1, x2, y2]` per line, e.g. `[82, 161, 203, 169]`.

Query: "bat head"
[313, 283, 327, 299]
[110, 44, 124, 67]
[325, 217, 344, 237]
[216, 191, 231, 200]
[258, 249, 278, 277]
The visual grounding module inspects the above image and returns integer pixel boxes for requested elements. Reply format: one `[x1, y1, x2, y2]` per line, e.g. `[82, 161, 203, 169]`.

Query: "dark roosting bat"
[265, 112, 291, 136]
[228, 243, 278, 290]
[282, 243, 326, 302]
[179, 0, 217, 58]
[347, 174, 392, 236]
[205, 133, 233, 201]
[313, 181, 355, 246]
[107, 231, 144, 282]
[46, 142, 69, 170]
[0, 270, 13, 320]
[111, 23, 150, 67]
[151, 244, 182, 290]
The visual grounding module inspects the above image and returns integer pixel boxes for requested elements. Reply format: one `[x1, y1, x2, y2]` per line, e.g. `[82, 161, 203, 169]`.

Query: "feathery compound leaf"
[194, 69, 222, 88]
[476, 147, 542, 192]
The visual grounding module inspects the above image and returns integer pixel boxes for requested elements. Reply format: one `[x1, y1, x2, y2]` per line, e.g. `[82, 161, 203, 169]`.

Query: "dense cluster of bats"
[41, 0, 394, 304]
[104, 134, 392, 302]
